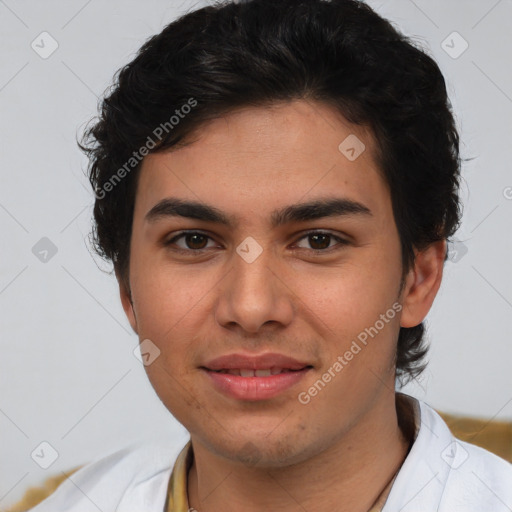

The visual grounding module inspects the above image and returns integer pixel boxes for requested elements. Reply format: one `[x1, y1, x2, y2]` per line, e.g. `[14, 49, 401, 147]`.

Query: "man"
[28, 0, 512, 510]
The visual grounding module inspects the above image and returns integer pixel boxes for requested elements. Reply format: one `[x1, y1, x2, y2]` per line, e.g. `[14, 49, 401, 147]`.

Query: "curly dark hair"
[79, 0, 464, 386]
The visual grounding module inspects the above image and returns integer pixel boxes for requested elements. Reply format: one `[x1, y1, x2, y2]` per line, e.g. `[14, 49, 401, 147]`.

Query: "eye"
[294, 231, 349, 252]
[164, 231, 218, 252]
[163, 230, 349, 255]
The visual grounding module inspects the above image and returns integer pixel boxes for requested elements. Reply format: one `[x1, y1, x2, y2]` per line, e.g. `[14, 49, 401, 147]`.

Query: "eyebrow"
[145, 196, 372, 229]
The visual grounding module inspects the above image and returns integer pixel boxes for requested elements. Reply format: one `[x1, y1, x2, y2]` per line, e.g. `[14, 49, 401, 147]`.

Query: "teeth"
[215, 368, 290, 377]
[255, 369, 272, 377]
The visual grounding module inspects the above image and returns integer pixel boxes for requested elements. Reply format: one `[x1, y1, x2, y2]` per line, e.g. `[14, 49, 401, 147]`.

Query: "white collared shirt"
[27, 394, 512, 512]
[384, 395, 512, 511]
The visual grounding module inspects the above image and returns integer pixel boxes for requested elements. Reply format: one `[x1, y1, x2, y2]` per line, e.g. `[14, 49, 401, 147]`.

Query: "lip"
[201, 352, 313, 401]
[203, 367, 312, 401]
[203, 352, 311, 371]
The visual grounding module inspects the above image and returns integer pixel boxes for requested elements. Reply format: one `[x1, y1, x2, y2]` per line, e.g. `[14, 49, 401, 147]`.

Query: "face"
[120, 100, 441, 467]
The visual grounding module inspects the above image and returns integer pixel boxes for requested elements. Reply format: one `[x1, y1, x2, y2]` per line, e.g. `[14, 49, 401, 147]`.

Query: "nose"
[214, 246, 294, 335]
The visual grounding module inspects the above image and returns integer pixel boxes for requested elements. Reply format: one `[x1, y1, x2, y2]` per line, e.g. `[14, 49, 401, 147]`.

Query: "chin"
[201, 430, 317, 469]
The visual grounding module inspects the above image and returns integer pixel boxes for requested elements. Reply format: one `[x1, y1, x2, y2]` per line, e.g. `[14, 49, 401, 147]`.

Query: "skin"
[118, 99, 446, 511]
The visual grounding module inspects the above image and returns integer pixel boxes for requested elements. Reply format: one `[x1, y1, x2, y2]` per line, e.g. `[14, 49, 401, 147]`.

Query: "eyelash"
[163, 230, 349, 255]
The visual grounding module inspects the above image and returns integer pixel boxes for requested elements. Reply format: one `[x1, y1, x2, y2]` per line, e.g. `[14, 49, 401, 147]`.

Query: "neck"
[187, 392, 413, 512]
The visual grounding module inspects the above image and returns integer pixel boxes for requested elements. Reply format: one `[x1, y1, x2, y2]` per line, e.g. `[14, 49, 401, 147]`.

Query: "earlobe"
[116, 271, 139, 334]
[399, 240, 446, 328]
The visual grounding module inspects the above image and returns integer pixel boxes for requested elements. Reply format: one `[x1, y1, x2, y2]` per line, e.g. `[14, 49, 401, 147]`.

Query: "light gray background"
[1, 0, 511, 508]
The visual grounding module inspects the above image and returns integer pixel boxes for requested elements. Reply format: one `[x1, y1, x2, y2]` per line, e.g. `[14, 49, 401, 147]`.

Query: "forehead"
[135, 100, 390, 225]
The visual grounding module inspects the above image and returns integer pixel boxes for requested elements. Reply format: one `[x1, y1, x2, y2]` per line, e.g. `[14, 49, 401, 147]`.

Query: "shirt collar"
[165, 440, 193, 512]
[382, 393, 456, 511]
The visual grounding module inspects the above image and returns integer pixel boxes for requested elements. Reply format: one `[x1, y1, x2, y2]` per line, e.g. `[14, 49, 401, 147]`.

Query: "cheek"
[291, 253, 402, 369]
[132, 271, 207, 409]
[296, 255, 400, 325]
[131, 260, 213, 336]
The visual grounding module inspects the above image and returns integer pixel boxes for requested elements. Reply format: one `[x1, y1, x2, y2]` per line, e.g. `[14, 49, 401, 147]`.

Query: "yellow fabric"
[165, 441, 193, 512]
[3, 467, 83, 512]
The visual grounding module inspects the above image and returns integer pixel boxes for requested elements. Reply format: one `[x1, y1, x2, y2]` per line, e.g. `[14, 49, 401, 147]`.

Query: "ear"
[400, 240, 446, 328]
[116, 269, 138, 334]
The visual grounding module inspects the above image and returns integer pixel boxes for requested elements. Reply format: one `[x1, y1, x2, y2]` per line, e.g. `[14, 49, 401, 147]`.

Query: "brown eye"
[164, 231, 216, 252]
[183, 233, 209, 250]
[308, 233, 331, 250]
[295, 231, 348, 252]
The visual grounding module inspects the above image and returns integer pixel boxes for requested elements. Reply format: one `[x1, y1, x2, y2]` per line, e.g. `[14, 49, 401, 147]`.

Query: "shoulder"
[385, 394, 512, 511]
[421, 400, 512, 476]
[442, 436, 512, 508]
[24, 439, 187, 512]
[422, 399, 512, 503]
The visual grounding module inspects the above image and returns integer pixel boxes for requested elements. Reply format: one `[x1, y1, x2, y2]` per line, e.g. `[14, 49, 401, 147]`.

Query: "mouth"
[201, 365, 313, 401]
[200, 352, 314, 401]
